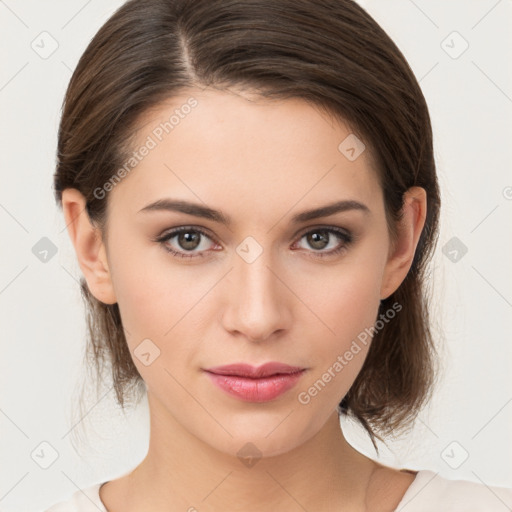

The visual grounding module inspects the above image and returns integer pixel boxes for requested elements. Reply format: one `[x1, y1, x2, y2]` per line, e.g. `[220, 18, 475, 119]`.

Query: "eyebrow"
[137, 198, 370, 225]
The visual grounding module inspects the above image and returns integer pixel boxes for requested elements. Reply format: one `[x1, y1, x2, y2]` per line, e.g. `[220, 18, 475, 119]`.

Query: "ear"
[380, 186, 427, 300]
[61, 188, 117, 305]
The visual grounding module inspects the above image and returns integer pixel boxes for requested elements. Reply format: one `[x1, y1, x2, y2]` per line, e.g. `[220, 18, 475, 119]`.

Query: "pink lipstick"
[203, 362, 306, 402]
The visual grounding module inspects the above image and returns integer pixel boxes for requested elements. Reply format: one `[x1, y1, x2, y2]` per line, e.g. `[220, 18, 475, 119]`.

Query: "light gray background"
[1, 1, 511, 510]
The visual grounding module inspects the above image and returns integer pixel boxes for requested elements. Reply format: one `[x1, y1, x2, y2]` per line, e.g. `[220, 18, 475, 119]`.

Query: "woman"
[46, 0, 512, 510]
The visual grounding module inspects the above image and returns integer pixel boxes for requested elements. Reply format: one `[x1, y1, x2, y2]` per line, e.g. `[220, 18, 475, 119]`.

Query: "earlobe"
[61, 188, 117, 305]
[380, 186, 427, 300]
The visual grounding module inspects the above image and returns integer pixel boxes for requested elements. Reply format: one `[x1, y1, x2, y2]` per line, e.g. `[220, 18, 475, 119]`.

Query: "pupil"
[180, 232, 200, 249]
[309, 231, 328, 249]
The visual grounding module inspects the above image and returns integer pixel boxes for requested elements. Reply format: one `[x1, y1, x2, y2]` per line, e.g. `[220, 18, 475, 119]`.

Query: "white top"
[43, 470, 512, 511]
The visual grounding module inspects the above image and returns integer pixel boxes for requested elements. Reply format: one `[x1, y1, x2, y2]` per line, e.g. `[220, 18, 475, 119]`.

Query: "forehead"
[108, 87, 382, 219]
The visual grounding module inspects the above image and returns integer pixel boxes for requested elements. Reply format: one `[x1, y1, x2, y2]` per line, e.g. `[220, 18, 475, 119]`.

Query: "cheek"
[292, 279, 381, 411]
[107, 224, 199, 328]
[107, 235, 216, 374]
[301, 252, 385, 345]
[305, 278, 380, 369]
[292, 246, 385, 393]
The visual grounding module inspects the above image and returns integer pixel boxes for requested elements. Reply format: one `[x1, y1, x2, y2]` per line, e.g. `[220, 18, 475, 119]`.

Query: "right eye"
[154, 226, 219, 259]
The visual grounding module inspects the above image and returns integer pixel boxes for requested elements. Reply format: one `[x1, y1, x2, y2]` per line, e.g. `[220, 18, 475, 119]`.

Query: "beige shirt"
[44, 470, 512, 511]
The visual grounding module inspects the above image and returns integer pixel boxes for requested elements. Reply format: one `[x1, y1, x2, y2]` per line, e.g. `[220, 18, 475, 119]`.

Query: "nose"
[221, 248, 292, 343]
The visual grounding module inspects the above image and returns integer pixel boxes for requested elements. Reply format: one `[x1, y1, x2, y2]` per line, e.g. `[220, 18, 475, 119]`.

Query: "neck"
[118, 392, 378, 512]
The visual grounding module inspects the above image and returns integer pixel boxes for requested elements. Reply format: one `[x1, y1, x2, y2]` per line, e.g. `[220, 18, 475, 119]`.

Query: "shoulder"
[44, 482, 107, 512]
[395, 470, 512, 512]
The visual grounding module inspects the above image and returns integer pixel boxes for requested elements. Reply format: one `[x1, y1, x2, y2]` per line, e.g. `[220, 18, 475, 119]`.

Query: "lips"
[203, 362, 306, 402]
[204, 362, 305, 378]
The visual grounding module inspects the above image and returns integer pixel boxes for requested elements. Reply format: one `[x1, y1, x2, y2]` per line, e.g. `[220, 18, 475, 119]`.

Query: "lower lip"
[204, 370, 305, 402]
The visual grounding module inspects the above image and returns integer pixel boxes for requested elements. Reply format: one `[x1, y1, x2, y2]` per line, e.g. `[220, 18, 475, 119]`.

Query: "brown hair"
[54, 0, 440, 451]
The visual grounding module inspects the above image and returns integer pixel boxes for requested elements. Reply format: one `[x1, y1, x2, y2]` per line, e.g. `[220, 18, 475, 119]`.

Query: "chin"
[201, 417, 318, 462]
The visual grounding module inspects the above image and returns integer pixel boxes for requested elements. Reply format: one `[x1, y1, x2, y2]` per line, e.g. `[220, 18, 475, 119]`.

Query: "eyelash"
[153, 225, 354, 261]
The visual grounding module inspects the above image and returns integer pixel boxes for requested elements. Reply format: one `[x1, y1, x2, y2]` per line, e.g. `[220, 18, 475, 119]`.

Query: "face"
[67, 87, 422, 459]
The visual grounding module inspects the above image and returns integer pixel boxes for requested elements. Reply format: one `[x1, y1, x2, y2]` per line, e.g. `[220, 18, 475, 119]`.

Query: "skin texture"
[62, 87, 426, 511]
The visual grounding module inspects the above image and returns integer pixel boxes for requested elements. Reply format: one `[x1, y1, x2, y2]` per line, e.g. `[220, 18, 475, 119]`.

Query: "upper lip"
[204, 362, 305, 378]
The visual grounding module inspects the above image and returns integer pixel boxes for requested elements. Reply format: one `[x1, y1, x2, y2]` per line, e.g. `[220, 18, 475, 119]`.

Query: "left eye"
[154, 226, 353, 260]
[292, 228, 352, 257]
